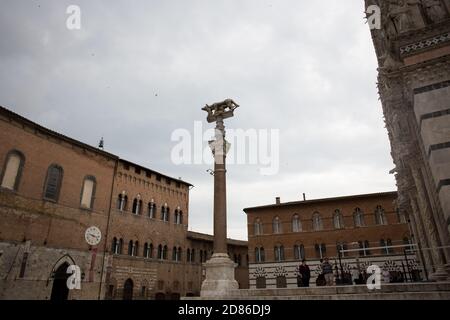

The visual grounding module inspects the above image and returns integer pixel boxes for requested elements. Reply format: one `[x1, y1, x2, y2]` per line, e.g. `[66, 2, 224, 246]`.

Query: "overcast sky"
[0, 0, 396, 240]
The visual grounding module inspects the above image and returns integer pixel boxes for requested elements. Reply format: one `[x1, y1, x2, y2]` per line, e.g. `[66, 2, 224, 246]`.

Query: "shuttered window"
[44, 165, 63, 201]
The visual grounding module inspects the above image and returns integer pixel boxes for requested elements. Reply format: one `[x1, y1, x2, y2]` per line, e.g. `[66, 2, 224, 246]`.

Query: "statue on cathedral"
[422, 0, 448, 23]
[388, 0, 422, 33]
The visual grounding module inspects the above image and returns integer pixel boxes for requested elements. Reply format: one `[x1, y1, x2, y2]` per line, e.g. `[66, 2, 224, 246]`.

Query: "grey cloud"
[0, 0, 395, 240]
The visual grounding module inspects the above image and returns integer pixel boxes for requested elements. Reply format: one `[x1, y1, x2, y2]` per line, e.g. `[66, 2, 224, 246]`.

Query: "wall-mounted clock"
[85, 226, 102, 246]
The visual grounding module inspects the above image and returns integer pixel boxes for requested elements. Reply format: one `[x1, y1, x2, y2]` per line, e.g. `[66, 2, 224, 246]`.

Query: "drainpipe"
[98, 157, 119, 300]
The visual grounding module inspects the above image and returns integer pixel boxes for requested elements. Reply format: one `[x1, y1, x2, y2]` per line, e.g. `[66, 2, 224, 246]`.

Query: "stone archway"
[50, 262, 70, 301]
[123, 278, 134, 300]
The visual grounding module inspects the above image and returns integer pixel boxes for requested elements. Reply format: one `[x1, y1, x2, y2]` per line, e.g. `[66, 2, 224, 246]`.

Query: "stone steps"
[186, 282, 450, 300]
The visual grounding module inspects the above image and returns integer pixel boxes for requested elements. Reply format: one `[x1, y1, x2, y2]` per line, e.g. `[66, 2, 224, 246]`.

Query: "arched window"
[149, 243, 154, 258]
[254, 218, 263, 236]
[80, 176, 96, 209]
[312, 212, 323, 231]
[333, 210, 344, 229]
[274, 245, 284, 262]
[43, 164, 63, 201]
[118, 238, 123, 254]
[315, 243, 326, 259]
[272, 217, 282, 234]
[294, 244, 305, 260]
[163, 245, 168, 260]
[238, 254, 242, 267]
[132, 196, 142, 215]
[148, 201, 156, 218]
[336, 242, 348, 257]
[134, 241, 139, 256]
[172, 247, 178, 261]
[255, 247, 265, 263]
[158, 245, 163, 260]
[117, 193, 127, 211]
[186, 249, 191, 262]
[171, 247, 182, 262]
[191, 249, 195, 263]
[143, 243, 151, 258]
[128, 240, 134, 256]
[358, 240, 371, 256]
[375, 205, 386, 225]
[1, 150, 25, 191]
[292, 215, 302, 232]
[174, 209, 183, 225]
[112, 237, 119, 254]
[161, 205, 169, 222]
[353, 208, 365, 227]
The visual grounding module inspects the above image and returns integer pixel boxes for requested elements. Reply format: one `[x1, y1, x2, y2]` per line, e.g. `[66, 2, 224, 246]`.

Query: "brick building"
[244, 192, 419, 289]
[0, 105, 248, 300]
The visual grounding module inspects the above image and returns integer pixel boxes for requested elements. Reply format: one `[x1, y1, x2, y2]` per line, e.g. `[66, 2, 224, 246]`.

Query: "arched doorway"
[123, 279, 134, 300]
[50, 262, 70, 301]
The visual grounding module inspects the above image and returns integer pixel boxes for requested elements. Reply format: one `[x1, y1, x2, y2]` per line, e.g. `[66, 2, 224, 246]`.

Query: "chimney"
[275, 197, 281, 205]
[303, 193, 306, 201]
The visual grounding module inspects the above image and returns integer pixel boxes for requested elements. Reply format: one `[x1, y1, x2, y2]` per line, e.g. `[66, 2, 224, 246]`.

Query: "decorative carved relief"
[422, 0, 448, 23]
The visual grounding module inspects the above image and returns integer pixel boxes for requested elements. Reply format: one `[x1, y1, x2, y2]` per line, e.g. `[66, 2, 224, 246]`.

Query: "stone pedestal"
[200, 253, 238, 298]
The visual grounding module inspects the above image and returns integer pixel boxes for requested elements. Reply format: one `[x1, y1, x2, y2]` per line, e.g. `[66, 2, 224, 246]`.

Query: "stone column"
[212, 117, 227, 255]
[411, 166, 448, 280]
[200, 101, 239, 298]
[409, 194, 433, 279]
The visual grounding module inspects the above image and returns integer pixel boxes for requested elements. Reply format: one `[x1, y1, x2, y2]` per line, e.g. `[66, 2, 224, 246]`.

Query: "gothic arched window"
[43, 164, 63, 201]
[292, 214, 302, 232]
[80, 176, 96, 209]
[254, 218, 263, 236]
[1, 150, 25, 191]
[312, 212, 323, 231]
[333, 210, 344, 229]
[272, 217, 282, 234]
[353, 208, 365, 227]
[375, 205, 387, 225]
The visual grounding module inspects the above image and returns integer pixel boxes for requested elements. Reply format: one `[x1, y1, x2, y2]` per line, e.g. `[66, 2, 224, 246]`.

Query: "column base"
[200, 253, 239, 298]
[430, 265, 449, 282]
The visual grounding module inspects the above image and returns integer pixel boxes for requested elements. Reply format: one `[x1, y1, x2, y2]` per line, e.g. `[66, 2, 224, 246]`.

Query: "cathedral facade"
[365, 0, 450, 279]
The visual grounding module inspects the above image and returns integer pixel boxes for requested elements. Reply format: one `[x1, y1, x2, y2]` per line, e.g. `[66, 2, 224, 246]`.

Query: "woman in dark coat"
[299, 260, 311, 287]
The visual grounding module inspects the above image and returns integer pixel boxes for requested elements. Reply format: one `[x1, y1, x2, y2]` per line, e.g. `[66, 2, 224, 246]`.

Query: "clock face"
[85, 226, 102, 246]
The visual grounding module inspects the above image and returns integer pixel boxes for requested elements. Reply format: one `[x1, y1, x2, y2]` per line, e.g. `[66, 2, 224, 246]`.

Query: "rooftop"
[0, 105, 192, 187]
[187, 231, 248, 247]
[243, 191, 397, 213]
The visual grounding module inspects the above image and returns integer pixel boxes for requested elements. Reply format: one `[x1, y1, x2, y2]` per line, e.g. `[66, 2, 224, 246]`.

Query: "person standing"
[322, 257, 334, 286]
[299, 260, 311, 287]
[351, 266, 360, 285]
